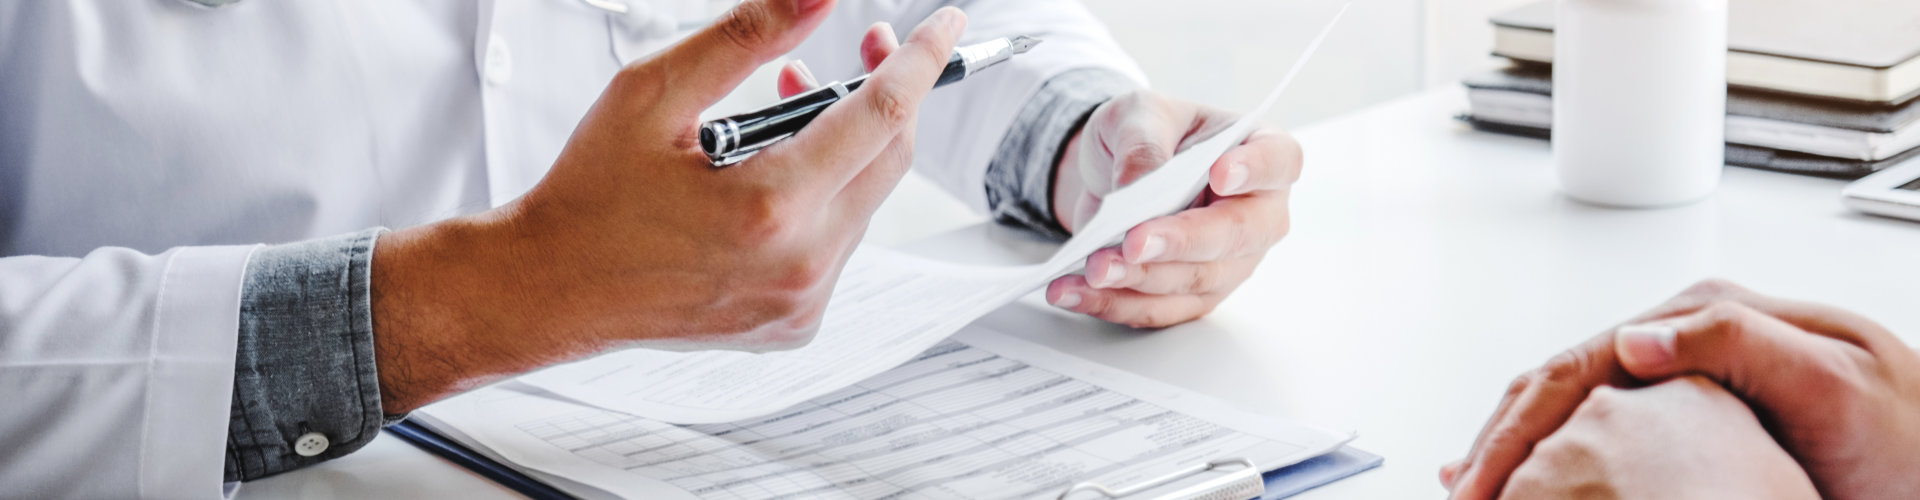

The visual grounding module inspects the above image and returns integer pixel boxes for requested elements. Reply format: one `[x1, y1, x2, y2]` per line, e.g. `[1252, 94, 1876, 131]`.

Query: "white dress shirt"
[0, 0, 1141, 497]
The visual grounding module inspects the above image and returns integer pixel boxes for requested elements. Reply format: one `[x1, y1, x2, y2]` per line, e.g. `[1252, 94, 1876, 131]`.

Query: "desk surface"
[239, 87, 1920, 499]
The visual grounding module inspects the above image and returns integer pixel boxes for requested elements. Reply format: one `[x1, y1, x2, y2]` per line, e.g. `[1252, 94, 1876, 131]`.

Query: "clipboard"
[388, 420, 577, 500]
[390, 419, 1382, 500]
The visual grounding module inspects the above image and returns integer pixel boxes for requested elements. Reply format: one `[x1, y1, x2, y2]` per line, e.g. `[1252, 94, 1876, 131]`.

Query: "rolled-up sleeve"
[224, 228, 391, 481]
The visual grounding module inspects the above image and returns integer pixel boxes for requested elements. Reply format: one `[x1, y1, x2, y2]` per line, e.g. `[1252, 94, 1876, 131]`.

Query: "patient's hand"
[1444, 279, 1920, 500]
[1501, 377, 1817, 500]
[1045, 91, 1302, 328]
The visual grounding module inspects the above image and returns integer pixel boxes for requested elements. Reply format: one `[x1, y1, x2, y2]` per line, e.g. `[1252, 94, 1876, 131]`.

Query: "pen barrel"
[934, 53, 966, 87]
[701, 53, 967, 165]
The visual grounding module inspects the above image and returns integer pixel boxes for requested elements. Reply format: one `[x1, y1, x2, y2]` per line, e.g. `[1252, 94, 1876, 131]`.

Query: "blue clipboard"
[389, 420, 577, 500]
[389, 419, 1381, 500]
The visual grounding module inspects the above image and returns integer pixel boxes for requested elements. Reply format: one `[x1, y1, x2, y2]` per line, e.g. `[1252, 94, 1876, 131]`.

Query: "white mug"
[1553, 0, 1728, 208]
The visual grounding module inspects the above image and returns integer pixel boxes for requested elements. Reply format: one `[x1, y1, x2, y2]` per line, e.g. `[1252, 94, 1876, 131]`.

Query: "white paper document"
[418, 327, 1354, 500]
[515, 3, 1347, 424]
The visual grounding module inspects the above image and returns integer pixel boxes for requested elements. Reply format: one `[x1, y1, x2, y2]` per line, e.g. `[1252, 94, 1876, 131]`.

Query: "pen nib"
[1009, 35, 1042, 54]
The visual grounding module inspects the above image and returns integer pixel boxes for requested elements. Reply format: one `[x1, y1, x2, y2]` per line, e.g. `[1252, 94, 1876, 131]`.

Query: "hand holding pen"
[369, 0, 973, 412]
[703, 33, 1039, 165]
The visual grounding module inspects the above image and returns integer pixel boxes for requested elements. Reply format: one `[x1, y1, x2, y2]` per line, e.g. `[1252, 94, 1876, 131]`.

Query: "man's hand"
[1443, 280, 1920, 500]
[1500, 377, 1819, 500]
[368, 0, 967, 413]
[1043, 92, 1302, 328]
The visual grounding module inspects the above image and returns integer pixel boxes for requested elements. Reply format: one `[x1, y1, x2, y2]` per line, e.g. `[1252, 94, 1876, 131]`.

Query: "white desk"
[238, 87, 1920, 499]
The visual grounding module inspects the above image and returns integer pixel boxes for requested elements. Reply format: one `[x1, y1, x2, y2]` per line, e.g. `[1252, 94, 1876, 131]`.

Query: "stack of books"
[1460, 0, 1920, 178]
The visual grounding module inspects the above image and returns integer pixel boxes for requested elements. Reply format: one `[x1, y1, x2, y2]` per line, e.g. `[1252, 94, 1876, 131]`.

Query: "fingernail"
[1223, 162, 1249, 194]
[1136, 235, 1166, 263]
[1053, 292, 1082, 309]
[1097, 262, 1127, 288]
[1616, 324, 1678, 369]
[791, 60, 819, 87]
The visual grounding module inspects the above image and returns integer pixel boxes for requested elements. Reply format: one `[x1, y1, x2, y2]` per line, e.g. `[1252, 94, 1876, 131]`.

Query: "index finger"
[1448, 333, 1630, 500]
[754, 7, 965, 194]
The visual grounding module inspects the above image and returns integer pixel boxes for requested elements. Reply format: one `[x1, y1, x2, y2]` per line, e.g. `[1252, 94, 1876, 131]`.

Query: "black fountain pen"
[700, 35, 1042, 166]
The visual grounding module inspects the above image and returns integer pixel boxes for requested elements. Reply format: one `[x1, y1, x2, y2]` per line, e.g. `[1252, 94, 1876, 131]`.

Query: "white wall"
[1080, 0, 1426, 128]
[1078, 0, 1538, 128]
[1421, 0, 1538, 87]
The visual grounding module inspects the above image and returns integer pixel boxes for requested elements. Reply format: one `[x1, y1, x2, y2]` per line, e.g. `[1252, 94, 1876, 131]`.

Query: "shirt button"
[484, 35, 513, 86]
[293, 432, 331, 457]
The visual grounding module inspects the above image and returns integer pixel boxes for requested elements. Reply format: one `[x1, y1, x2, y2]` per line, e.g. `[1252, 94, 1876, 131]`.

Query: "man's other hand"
[1044, 92, 1302, 328]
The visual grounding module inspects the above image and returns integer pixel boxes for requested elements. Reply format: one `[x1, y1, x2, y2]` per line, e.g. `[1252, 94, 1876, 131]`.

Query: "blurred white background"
[1081, 0, 1536, 128]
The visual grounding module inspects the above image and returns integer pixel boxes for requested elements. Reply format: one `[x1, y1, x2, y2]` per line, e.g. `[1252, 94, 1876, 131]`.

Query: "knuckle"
[1082, 294, 1108, 316]
[727, 187, 795, 244]
[1119, 142, 1173, 171]
[1186, 264, 1215, 293]
[1698, 300, 1757, 343]
[1505, 372, 1537, 399]
[715, 2, 775, 53]
[1539, 348, 1597, 385]
[772, 255, 833, 294]
[1530, 432, 1603, 477]
[766, 302, 828, 350]
[758, 295, 803, 325]
[1478, 422, 1539, 464]
[1131, 310, 1169, 329]
[719, 294, 802, 338]
[1683, 278, 1749, 302]
[866, 82, 917, 129]
[1580, 385, 1625, 414]
[761, 323, 821, 351]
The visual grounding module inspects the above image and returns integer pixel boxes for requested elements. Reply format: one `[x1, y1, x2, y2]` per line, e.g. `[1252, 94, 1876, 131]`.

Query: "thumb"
[1614, 301, 1854, 409]
[648, 0, 836, 116]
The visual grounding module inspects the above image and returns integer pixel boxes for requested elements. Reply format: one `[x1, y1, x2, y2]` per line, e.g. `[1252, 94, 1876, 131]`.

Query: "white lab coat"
[0, 0, 1140, 497]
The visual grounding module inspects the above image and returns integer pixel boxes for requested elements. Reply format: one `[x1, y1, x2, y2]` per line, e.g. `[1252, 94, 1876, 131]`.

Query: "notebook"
[1462, 64, 1920, 162]
[1457, 115, 1920, 179]
[1490, 0, 1920, 105]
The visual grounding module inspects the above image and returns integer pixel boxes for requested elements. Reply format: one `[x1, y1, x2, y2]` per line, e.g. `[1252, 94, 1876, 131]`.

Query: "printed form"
[417, 327, 1353, 499]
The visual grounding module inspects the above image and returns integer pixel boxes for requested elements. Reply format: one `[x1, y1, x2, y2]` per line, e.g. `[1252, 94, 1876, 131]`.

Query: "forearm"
[226, 215, 571, 481]
[367, 214, 593, 415]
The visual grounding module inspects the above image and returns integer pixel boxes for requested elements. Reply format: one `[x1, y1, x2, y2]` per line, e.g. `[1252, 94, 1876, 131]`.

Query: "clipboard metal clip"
[1056, 458, 1265, 500]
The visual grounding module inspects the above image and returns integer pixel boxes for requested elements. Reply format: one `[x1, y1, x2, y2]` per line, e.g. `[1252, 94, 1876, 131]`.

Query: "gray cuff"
[225, 228, 388, 481]
[985, 68, 1142, 240]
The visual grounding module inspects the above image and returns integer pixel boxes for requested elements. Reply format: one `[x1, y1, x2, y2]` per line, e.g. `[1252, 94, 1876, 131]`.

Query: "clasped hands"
[1444, 279, 1920, 500]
